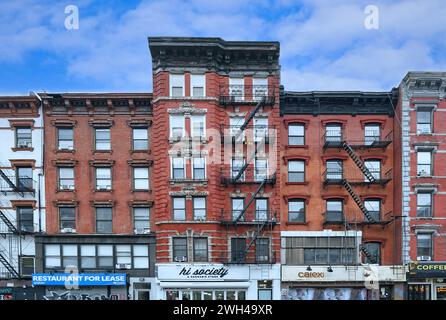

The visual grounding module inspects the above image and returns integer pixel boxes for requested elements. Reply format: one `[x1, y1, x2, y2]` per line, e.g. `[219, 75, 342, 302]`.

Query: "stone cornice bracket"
[107, 99, 114, 116]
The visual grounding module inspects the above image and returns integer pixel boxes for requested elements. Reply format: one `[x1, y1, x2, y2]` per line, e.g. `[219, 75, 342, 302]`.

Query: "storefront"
[155, 264, 281, 300]
[281, 265, 406, 300]
[32, 273, 128, 300]
[408, 261, 446, 300]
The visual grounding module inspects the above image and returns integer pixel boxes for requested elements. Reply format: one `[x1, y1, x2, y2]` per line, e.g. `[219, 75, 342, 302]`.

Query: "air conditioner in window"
[115, 263, 131, 270]
[61, 185, 75, 190]
[196, 217, 206, 222]
[418, 128, 431, 135]
[174, 256, 187, 262]
[98, 185, 111, 190]
[60, 228, 76, 234]
[417, 256, 432, 261]
[60, 145, 74, 151]
[418, 170, 429, 177]
[134, 228, 150, 235]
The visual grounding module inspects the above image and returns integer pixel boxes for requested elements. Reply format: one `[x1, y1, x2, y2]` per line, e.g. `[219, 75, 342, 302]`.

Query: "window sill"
[132, 189, 152, 193]
[285, 182, 309, 186]
[92, 150, 112, 154]
[169, 179, 208, 185]
[414, 217, 433, 220]
[94, 189, 114, 193]
[416, 175, 433, 179]
[11, 147, 34, 152]
[286, 222, 308, 225]
[131, 149, 151, 154]
[56, 189, 76, 193]
[55, 149, 75, 154]
[285, 145, 309, 149]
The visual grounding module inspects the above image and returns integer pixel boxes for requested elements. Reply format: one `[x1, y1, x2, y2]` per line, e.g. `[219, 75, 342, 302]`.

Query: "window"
[133, 207, 150, 231]
[417, 109, 432, 134]
[96, 207, 112, 234]
[254, 118, 268, 142]
[288, 124, 304, 145]
[364, 199, 381, 221]
[364, 160, 381, 180]
[229, 78, 244, 101]
[417, 193, 432, 218]
[95, 128, 111, 150]
[231, 238, 246, 263]
[326, 160, 343, 179]
[417, 233, 433, 260]
[256, 238, 270, 263]
[288, 199, 305, 223]
[192, 157, 205, 179]
[231, 158, 245, 181]
[326, 200, 343, 222]
[288, 160, 305, 182]
[58, 128, 74, 150]
[191, 115, 206, 138]
[169, 115, 185, 139]
[284, 236, 357, 265]
[172, 158, 185, 179]
[132, 128, 148, 150]
[133, 167, 149, 190]
[325, 124, 342, 142]
[193, 238, 208, 262]
[417, 151, 432, 176]
[191, 74, 205, 97]
[229, 117, 244, 142]
[45, 245, 61, 268]
[58, 167, 74, 190]
[258, 280, 273, 300]
[173, 197, 186, 221]
[133, 245, 149, 269]
[363, 242, 381, 264]
[95, 167, 111, 190]
[16, 167, 33, 190]
[255, 198, 268, 221]
[17, 207, 33, 232]
[16, 127, 32, 148]
[62, 245, 78, 268]
[232, 198, 244, 221]
[364, 124, 381, 145]
[116, 245, 131, 265]
[170, 74, 185, 97]
[173, 237, 188, 262]
[193, 197, 206, 221]
[59, 207, 76, 230]
[98, 245, 113, 268]
[20, 257, 34, 276]
[80, 245, 96, 269]
[255, 158, 268, 181]
[253, 78, 268, 101]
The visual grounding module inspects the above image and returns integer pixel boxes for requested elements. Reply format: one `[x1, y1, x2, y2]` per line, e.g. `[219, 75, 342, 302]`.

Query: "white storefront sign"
[157, 264, 250, 281]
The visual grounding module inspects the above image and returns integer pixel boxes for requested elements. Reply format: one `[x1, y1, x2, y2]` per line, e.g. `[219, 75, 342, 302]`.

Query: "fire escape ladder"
[233, 179, 267, 223]
[342, 142, 375, 183]
[0, 168, 24, 197]
[360, 244, 377, 264]
[0, 244, 19, 278]
[341, 179, 375, 222]
[0, 210, 18, 234]
[233, 96, 266, 143]
[244, 220, 268, 257]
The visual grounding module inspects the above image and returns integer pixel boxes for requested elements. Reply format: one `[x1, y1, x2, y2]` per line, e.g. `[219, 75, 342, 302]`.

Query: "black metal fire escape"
[0, 247, 19, 279]
[0, 210, 19, 235]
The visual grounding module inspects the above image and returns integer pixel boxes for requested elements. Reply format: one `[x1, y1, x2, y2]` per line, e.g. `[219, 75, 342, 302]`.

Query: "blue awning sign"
[32, 273, 127, 286]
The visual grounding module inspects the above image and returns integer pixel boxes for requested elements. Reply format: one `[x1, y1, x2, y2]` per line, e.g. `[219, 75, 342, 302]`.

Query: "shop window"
[95, 128, 111, 150]
[17, 206, 33, 233]
[132, 128, 148, 150]
[288, 124, 304, 145]
[96, 207, 112, 234]
[15, 127, 32, 148]
[173, 237, 188, 262]
[408, 284, 431, 300]
[166, 290, 180, 300]
[172, 197, 186, 221]
[57, 127, 74, 150]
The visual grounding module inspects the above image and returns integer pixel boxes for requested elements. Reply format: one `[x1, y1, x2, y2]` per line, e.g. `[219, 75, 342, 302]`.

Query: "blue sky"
[1, 0, 445, 95]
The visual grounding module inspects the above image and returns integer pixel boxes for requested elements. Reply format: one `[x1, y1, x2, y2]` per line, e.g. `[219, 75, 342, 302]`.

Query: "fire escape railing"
[0, 242, 19, 279]
[219, 85, 276, 106]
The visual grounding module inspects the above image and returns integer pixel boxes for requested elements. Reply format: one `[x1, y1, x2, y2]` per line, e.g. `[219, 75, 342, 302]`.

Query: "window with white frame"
[173, 197, 186, 221]
[133, 245, 149, 269]
[133, 207, 150, 231]
[95, 167, 112, 190]
[95, 128, 111, 150]
[170, 74, 185, 97]
[255, 158, 268, 181]
[229, 78, 244, 101]
[417, 233, 433, 260]
[170, 115, 185, 139]
[132, 128, 149, 150]
[417, 151, 432, 176]
[364, 199, 381, 221]
[254, 118, 268, 142]
[192, 157, 205, 180]
[417, 192, 433, 218]
[231, 158, 245, 181]
[364, 160, 381, 180]
[193, 238, 208, 262]
[57, 127, 73, 150]
[417, 108, 433, 134]
[193, 197, 206, 221]
[252, 78, 268, 101]
[191, 115, 206, 138]
[190, 74, 205, 97]
[230, 117, 245, 142]
[58, 167, 74, 190]
[232, 198, 244, 221]
[133, 167, 149, 190]
[288, 124, 305, 145]
[172, 157, 185, 179]
[364, 124, 381, 145]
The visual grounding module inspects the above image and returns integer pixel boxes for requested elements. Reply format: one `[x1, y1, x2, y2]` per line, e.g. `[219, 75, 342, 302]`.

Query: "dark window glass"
[16, 127, 32, 148]
[231, 238, 246, 263]
[256, 238, 270, 263]
[17, 207, 33, 232]
[96, 207, 112, 234]
[173, 238, 188, 262]
[288, 200, 305, 222]
[193, 238, 208, 262]
[59, 207, 75, 230]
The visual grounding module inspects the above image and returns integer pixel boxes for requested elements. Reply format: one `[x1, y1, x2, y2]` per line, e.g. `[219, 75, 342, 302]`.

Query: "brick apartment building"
[34, 93, 156, 300]
[148, 37, 282, 300]
[2, 37, 446, 300]
[399, 72, 446, 300]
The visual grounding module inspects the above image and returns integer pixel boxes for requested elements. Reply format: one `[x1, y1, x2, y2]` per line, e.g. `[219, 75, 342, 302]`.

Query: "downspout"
[31, 92, 44, 233]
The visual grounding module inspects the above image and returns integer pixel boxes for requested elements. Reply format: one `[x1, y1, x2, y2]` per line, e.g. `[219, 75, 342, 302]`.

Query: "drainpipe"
[31, 92, 44, 233]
